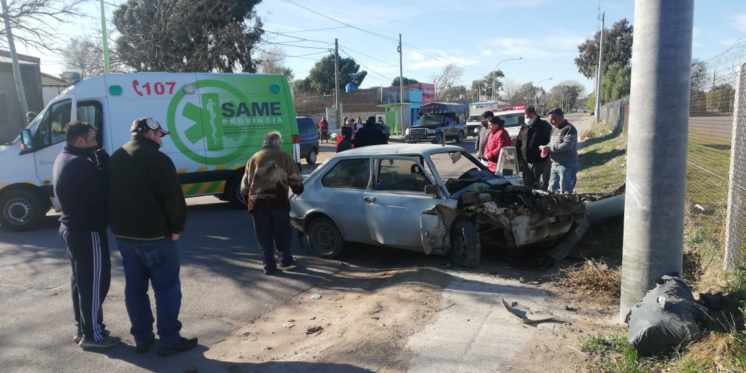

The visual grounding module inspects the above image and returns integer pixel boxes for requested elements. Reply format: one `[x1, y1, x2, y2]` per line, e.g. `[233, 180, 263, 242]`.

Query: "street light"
[491, 57, 523, 101]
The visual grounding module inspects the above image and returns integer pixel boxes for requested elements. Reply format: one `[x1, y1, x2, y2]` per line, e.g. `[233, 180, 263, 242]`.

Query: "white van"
[0, 73, 300, 230]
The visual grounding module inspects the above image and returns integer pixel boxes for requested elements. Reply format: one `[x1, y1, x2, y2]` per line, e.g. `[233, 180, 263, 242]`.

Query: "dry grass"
[558, 259, 621, 302]
[673, 332, 746, 372]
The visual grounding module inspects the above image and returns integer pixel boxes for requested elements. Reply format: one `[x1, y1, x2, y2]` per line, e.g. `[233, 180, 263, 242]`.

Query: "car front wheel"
[0, 188, 49, 231]
[307, 216, 344, 258]
[450, 218, 480, 268]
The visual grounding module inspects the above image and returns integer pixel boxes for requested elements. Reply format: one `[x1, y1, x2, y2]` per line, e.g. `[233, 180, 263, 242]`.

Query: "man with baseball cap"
[109, 117, 197, 356]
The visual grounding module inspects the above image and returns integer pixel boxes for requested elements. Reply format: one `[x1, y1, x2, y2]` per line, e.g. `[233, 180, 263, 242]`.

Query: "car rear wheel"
[223, 174, 248, 209]
[306, 150, 318, 166]
[307, 216, 344, 258]
[450, 218, 480, 268]
[0, 189, 49, 231]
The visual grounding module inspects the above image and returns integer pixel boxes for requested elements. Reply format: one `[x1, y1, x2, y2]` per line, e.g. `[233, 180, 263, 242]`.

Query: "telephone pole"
[594, 12, 605, 122]
[620, 0, 694, 320]
[1, 0, 29, 118]
[334, 38, 341, 129]
[100, 0, 110, 73]
[398, 33, 405, 133]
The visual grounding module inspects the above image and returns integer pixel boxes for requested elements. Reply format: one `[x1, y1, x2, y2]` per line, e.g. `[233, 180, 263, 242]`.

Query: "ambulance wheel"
[224, 175, 248, 209]
[0, 188, 49, 231]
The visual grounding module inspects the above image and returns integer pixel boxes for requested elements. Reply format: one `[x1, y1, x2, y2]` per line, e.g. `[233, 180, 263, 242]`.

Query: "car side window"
[502, 114, 521, 127]
[35, 99, 72, 147]
[322, 159, 370, 189]
[374, 158, 430, 193]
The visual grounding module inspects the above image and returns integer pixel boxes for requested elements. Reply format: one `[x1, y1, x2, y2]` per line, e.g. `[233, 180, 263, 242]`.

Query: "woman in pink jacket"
[483, 116, 513, 173]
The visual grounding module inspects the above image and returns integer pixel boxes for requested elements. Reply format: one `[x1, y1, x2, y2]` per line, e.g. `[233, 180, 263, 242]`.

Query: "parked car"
[296, 116, 320, 166]
[493, 109, 524, 140]
[465, 115, 483, 138]
[290, 144, 587, 267]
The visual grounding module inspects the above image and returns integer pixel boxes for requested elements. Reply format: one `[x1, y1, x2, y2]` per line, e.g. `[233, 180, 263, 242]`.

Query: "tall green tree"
[300, 54, 367, 95]
[391, 77, 418, 86]
[707, 84, 735, 113]
[470, 70, 504, 100]
[113, 0, 264, 72]
[601, 63, 631, 102]
[575, 18, 633, 79]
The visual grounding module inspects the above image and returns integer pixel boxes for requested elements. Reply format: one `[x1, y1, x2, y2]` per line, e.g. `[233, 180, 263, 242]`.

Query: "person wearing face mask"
[514, 106, 552, 189]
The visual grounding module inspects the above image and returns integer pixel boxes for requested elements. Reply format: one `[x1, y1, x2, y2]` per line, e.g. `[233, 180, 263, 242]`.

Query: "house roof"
[41, 73, 69, 87]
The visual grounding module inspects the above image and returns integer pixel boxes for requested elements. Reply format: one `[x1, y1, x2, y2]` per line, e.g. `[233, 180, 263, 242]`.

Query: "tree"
[470, 70, 504, 100]
[257, 47, 293, 79]
[113, 0, 264, 72]
[391, 76, 418, 86]
[575, 18, 633, 79]
[689, 60, 708, 114]
[433, 64, 463, 100]
[546, 81, 584, 112]
[300, 54, 367, 95]
[63, 37, 126, 78]
[439, 85, 467, 102]
[601, 63, 631, 102]
[707, 84, 735, 113]
[0, 0, 84, 51]
[511, 82, 546, 106]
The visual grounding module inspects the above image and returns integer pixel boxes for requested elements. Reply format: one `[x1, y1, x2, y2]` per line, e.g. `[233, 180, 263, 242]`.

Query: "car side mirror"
[20, 129, 33, 151]
[424, 184, 439, 196]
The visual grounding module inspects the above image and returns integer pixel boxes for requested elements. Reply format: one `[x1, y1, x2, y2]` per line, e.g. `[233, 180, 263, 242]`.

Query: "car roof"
[494, 109, 524, 116]
[334, 144, 464, 158]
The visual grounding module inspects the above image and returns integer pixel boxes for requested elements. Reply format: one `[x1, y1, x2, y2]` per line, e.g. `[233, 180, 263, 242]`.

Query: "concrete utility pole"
[334, 38, 341, 129]
[398, 33, 404, 132]
[620, 0, 694, 320]
[1, 0, 29, 118]
[100, 0, 110, 73]
[594, 12, 605, 122]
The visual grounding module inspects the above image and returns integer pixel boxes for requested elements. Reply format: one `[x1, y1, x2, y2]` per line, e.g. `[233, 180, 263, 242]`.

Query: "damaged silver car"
[290, 144, 589, 267]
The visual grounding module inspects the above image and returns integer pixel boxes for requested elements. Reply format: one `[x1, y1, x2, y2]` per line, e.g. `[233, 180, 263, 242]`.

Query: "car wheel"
[307, 216, 344, 258]
[0, 188, 49, 231]
[449, 218, 480, 268]
[223, 174, 248, 209]
[431, 133, 443, 144]
[457, 131, 465, 144]
[306, 150, 318, 166]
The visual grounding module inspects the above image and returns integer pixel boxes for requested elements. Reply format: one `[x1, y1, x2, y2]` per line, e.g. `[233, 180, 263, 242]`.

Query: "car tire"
[223, 173, 248, 209]
[457, 131, 465, 144]
[0, 188, 49, 231]
[306, 149, 318, 167]
[431, 133, 443, 144]
[449, 218, 480, 268]
[306, 216, 344, 258]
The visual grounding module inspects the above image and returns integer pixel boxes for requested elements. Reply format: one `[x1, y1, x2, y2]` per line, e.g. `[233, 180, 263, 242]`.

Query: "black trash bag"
[627, 275, 711, 356]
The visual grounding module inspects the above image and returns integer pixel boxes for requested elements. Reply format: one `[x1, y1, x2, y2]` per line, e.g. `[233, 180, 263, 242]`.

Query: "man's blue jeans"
[116, 238, 183, 346]
[548, 163, 578, 194]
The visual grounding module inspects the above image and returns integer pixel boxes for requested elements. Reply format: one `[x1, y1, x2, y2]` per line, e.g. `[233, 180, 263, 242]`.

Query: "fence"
[686, 42, 746, 272]
[598, 96, 629, 135]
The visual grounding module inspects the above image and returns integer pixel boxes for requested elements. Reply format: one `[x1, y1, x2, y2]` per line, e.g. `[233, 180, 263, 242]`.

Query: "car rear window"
[322, 159, 370, 189]
[297, 117, 316, 136]
[499, 113, 523, 127]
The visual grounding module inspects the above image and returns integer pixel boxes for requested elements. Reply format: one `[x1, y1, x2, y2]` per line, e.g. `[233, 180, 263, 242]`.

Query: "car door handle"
[363, 196, 377, 204]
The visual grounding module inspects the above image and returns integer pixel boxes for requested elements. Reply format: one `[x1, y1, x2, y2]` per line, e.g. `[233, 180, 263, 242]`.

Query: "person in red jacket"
[483, 116, 513, 173]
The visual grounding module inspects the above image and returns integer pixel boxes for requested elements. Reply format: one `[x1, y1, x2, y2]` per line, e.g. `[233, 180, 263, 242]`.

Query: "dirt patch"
[558, 259, 621, 305]
[206, 266, 451, 372]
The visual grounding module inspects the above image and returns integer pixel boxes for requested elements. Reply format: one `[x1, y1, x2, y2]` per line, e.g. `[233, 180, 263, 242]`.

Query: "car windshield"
[467, 115, 481, 122]
[428, 151, 495, 193]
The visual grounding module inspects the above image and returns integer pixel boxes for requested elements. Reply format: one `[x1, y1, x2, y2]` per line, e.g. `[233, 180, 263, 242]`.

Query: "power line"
[341, 45, 397, 68]
[339, 50, 393, 82]
[261, 40, 331, 50]
[279, 0, 397, 42]
[260, 30, 330, 45]
[274, 25, 351, 34]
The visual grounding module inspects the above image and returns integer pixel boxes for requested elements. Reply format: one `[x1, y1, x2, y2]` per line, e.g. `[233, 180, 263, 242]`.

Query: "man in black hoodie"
[515, 106, 552, 189]
[53, 122, 120, 350]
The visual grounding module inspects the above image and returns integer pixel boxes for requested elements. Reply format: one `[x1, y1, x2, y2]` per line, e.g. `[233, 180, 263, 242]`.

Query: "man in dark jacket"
[515, 106, 552, 189]
[109, 117, 197, 356]
[53, 122, 120, 349]
[352, 116, 387, 148]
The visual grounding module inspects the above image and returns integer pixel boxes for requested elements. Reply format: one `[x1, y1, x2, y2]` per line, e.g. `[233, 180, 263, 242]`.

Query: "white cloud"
[733, 14, 746, 33]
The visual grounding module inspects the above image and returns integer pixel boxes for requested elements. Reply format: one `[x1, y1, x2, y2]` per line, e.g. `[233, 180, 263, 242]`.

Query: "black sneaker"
[136, 337, 156, 354]
[157, 337, 198, 357]
[79, 335, 121, 350]
[280, 260, 298, 270]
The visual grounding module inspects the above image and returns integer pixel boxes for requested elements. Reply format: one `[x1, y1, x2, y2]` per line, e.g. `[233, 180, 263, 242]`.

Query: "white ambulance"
[0, 73, 300, 230]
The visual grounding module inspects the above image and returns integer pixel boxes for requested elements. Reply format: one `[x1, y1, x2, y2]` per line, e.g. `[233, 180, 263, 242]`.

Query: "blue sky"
[21, 0, 746, 94]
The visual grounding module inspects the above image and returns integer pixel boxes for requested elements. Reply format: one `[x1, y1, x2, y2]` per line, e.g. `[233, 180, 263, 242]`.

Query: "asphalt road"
[0, 197, 368, 372]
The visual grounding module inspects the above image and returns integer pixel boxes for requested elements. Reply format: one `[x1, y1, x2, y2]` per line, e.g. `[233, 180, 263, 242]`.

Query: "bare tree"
[0, 0, 85, 52]
[63, 36, 126, 78]
[257, 47, 293, 79]
[433, 64, 463, 100]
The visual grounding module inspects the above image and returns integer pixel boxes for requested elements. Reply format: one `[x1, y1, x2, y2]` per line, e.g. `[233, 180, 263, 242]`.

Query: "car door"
[316, 158, 375, 244]
[363, 156, 439, 250]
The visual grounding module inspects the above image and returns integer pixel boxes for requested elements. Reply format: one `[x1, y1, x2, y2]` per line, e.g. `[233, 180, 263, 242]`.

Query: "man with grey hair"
[241, 131, 304, 274]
